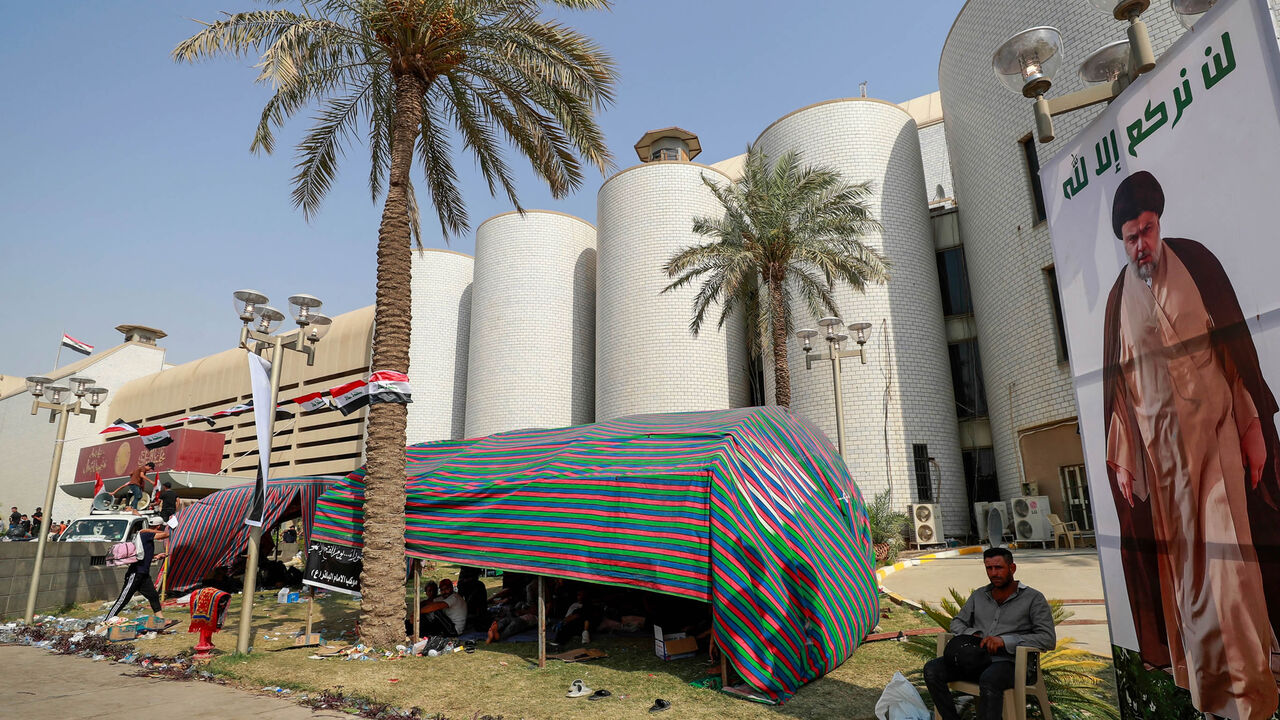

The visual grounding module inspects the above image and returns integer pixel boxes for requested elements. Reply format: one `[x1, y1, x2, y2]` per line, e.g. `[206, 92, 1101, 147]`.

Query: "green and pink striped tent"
[312, 407, 877, 702]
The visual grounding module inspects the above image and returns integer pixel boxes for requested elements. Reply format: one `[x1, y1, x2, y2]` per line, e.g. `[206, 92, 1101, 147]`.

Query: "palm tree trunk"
[358, 71, 422, 650]
[768, 273, 791, 407]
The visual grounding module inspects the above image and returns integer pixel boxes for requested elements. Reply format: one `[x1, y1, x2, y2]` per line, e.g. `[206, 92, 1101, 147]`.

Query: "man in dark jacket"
[106, 516, 168, 620]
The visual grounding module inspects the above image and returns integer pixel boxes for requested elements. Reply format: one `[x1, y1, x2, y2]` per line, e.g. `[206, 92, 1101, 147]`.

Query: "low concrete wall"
[0, 542, 128, 618]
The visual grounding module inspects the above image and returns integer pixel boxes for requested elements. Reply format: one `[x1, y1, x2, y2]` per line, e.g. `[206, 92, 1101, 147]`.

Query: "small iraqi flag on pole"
[93, 472, 104, 497]
[137, 425, 174, 449]
[61, 333, 93, 356]
[367, 370, 413, 406]
[329, 379, 370, 416]
[100, 418, 138, 435]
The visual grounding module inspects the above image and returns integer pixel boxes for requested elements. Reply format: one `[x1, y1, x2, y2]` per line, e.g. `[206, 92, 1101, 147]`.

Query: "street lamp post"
[231, 289, 332, 654]
[993, 0, 1214, 142]
[794, 318, 872, 458]
[22, 375, 108, 622]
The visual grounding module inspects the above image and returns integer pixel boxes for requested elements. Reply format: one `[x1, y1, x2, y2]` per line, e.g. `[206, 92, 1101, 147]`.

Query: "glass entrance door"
[1058, 464, 1093, 531]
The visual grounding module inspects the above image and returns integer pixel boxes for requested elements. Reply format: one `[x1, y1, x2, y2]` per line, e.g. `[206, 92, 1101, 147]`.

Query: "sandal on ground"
[588, 689, 611, 701]
[649, 699, 671, 712]
[567, 680, 593, 698]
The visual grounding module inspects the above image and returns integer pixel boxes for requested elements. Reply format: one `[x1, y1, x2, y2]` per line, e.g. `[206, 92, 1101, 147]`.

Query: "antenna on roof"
[859, 81, 868, 98]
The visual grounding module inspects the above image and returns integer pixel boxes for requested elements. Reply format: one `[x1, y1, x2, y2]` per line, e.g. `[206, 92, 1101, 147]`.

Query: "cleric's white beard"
[1135, 259, 1155, 285]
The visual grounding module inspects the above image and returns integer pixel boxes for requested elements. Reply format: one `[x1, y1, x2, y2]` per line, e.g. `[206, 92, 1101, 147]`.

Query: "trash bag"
[875, 671, 931, 720]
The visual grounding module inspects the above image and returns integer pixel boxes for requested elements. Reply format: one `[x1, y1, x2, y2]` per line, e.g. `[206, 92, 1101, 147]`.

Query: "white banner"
[245, 351, 273, 527]
[1040, 1, 1280, 718]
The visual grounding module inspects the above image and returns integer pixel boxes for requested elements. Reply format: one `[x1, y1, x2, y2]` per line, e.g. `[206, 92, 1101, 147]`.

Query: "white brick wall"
[754, 99, 968, 534]
[0, 343, 168, 522]
[938, 0, 1204, 499]
[465, 211, 597, 437]
[919, 122, 955, 206]
[408, 249, 473, 443]
[595, 162, 752, 420]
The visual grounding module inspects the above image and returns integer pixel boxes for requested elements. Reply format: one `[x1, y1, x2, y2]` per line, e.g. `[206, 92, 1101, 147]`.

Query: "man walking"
[923, 548, 1055, 720]
[106, 516, 168, 621]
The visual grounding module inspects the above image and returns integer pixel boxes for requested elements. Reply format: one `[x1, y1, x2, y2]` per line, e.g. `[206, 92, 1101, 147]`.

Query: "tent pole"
[412, 562, 421, 643]
[305, 587, 314, 639]
[537, 576, 546, 668]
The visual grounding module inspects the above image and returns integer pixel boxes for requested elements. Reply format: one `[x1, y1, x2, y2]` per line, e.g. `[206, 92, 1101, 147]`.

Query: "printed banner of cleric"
[1040, 2, 1280, 719]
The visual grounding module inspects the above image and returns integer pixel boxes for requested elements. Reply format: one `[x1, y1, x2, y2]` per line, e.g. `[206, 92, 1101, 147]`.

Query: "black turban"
[1112, 170, 1164, 238]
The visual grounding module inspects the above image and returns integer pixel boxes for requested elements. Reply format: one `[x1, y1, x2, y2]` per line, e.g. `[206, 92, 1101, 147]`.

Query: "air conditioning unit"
[1012, 495, 1052, 544]
[909, 503, 945, 546]
[974, 501, 1009, 545]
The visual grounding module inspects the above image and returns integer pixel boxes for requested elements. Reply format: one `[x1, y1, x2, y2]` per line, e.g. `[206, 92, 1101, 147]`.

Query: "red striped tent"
[312, 407, 877, 702]
[166, 476, 339, 595]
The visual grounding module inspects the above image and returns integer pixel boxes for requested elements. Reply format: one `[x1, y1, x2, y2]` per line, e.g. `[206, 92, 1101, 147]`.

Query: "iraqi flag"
[137, 425, 173, 449]
[100, 418, 138, 435]
[329, 379, 370, 416]
[93, 472, 104, 497]
[367, 370, 413, 406]
[287, 392, 330, 413]
[61, 333, 93, 356]
[171, 414, 215, 428]
[213, 402, 252, 418]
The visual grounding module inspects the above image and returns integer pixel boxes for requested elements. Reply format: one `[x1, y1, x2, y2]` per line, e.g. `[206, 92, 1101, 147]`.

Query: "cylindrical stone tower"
[408, 249, 474, 442]
[595, 132, 751, 420]
[755, 99, 967, 533]
[939, 1, 1193, 500]
[464, 210, 596, 437]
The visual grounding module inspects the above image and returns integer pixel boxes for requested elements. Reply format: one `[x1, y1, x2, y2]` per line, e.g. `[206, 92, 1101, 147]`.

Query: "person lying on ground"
[487, 602, 538, 644]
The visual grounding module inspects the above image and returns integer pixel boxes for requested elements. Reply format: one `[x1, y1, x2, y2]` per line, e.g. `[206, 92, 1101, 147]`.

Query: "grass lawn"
[55, 566, 1109, 720]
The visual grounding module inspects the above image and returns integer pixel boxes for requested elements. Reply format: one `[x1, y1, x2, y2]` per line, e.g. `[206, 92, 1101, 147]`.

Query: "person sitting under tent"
[417, 578, 466, 637]
[552, 587, 604, 646]
[405, 580, 440, 635]
[456, 567, 489, 631]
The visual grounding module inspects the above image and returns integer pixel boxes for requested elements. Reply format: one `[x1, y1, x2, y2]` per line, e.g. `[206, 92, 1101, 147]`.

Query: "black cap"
[1112, 170, 1164, 238]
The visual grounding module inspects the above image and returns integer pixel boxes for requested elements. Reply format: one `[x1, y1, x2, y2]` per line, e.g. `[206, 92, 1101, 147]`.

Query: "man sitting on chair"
[923, 547, 1056, 720]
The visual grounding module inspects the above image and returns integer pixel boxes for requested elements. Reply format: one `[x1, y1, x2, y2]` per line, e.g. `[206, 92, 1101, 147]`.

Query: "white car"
[58, 514, 149, 543]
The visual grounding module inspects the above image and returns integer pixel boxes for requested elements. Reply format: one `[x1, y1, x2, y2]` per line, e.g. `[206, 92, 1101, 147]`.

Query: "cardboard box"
[106, 625, 137, 642]
[653, 625, 698, 660]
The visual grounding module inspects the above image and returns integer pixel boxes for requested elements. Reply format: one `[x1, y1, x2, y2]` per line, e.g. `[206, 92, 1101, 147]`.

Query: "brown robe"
[1103, 238, 1280, 720]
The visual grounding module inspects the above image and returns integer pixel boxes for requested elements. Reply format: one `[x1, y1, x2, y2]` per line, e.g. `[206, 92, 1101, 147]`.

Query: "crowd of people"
[4, 505, 70, 541]
[403, 565, 715, 658]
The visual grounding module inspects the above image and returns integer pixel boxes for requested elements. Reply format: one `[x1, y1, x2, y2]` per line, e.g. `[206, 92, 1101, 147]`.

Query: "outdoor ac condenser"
[909, 503, 945, 546]
[974, 501, 1009, 544]
[1011, 495, 1053, 543]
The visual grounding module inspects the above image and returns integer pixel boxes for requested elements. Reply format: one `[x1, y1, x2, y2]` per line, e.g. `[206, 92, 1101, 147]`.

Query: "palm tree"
[662, 146, 889, 408]
[174, 0, 616, 649]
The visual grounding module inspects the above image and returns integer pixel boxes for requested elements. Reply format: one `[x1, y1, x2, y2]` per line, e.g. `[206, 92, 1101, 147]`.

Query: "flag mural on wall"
[306, 407, 877, 703]
[61, 333, 93, 356]
[1039, 2, 1280, 719]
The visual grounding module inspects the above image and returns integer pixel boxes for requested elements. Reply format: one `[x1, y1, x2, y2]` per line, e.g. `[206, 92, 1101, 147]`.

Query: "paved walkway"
[0, 646, 343, 718]
[880, 548, 1113, 656]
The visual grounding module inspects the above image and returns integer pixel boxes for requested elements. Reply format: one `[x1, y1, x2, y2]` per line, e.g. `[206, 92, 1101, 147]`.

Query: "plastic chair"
[1047, 514, 1082, 549]
[934, 633, 1052, 720]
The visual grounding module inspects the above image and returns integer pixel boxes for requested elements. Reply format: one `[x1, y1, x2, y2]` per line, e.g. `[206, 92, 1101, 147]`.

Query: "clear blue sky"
[0, 0, 964, 376]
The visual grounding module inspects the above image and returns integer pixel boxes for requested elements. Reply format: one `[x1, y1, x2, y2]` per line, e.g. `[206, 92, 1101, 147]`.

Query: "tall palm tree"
[662, 146, 889, 408]
[174, 0, 616, 649]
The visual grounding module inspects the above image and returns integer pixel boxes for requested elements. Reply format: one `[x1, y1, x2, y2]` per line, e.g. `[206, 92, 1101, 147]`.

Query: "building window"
[962, 447, 1000, 503]
[1059, 464, 1093, 531]
[1021, 136, 1047, 224]
[1044, 266, 1069, 362]
[912, 444, 933, 503]
[936, 247, 973, 316]
[948, 340, 988, 418]
[650, 148, 683, 161]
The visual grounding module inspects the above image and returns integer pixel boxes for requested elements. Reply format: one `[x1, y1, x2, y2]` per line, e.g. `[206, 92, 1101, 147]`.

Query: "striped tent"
[166, 476, 339, 595]
[311, 407, 877, 702]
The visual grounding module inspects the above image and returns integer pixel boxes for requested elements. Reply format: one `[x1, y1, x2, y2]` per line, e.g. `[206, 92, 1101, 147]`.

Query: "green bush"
[866, 489, 908, 564]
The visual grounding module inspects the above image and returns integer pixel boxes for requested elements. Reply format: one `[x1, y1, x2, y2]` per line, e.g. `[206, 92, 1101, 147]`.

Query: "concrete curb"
[876, 545, 988, 611]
